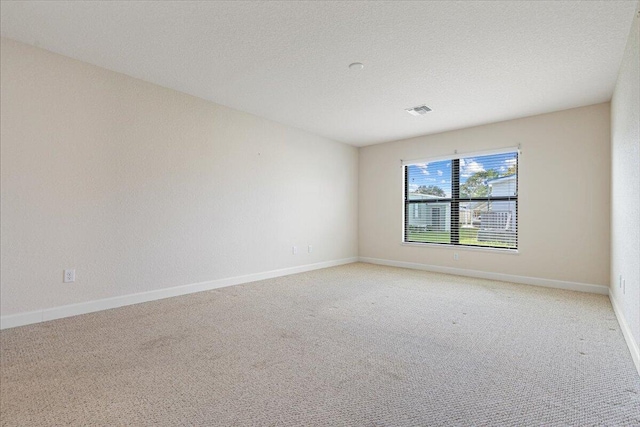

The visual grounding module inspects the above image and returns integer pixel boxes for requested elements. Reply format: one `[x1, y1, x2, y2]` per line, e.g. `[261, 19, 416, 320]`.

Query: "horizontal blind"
[404, 149, 518, 249]
[402, 146, 519, 166]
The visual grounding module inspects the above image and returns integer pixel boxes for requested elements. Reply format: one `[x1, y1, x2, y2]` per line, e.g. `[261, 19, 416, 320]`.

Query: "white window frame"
[402, 147, 519, 251]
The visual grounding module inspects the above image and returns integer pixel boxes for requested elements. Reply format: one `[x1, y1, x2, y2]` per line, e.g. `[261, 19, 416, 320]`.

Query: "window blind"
[403, 148, 518, 249]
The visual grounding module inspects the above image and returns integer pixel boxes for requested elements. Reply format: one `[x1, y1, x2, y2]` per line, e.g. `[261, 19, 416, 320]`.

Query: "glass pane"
[459, 201, 517, 248]
[406, 160, 452, 200]
[405, 202, 451, 244]
[459, 152, 517, 199]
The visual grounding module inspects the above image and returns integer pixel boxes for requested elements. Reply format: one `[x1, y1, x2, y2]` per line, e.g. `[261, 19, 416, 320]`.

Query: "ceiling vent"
[405, 105, 432, 116]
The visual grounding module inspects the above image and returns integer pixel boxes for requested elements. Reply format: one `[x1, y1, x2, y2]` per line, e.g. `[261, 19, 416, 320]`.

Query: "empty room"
[1, 1, 639, 425]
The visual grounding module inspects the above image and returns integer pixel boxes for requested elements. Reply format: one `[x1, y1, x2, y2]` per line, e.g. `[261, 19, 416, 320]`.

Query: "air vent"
[405, 105, 432, 116]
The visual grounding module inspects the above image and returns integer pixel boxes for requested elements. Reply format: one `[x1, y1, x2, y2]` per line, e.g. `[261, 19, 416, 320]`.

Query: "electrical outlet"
[453, 253, 459, 261]
[308, 245, 313, 253]
[63, 269, 75, 283]
[623, 279, 626, 294]
[292, 246, 298, 255]
[619, 275, 623, 288]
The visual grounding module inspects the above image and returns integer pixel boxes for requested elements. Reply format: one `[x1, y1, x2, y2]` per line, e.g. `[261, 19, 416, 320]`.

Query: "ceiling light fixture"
[348, 62, 364, 70]
[405, 105, 432, 116]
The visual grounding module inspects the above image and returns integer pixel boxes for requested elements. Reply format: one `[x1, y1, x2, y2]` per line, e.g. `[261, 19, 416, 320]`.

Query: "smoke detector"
[405, 105, 432, 116]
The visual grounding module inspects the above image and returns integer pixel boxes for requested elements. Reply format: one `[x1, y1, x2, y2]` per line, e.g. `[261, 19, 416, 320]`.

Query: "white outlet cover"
[64, 269, 75, 283]
[308, 245, 313, 253]
[292, 246, 298, 255]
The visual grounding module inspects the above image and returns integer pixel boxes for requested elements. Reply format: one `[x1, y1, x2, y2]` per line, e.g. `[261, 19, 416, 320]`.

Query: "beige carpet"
[1, 263, 639, 426]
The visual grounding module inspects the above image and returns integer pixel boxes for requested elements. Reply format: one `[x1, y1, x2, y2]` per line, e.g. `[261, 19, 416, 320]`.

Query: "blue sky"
[407, 152, 517, 197]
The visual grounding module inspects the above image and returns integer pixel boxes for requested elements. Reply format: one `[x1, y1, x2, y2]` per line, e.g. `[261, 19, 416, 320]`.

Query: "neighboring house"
[485, 174, 517, 230]
[488, 174, 517, 197]
[465, 174, 517, 227]
[471, 174, 517, 243]
[407, 193, 451, 231]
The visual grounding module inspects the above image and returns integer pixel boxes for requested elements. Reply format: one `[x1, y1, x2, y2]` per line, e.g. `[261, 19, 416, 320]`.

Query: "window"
[403, 149, 518, 249]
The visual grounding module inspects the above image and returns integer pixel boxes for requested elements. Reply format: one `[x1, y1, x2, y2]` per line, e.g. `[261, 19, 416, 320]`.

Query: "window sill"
[401, 241, 519, 255]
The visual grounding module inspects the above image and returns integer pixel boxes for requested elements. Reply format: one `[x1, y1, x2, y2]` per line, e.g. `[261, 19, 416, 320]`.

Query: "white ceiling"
[1, 1, 637, 146]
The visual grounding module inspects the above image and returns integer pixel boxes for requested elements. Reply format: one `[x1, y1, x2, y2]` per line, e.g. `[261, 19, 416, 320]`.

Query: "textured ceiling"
[1, 1, 637, 146]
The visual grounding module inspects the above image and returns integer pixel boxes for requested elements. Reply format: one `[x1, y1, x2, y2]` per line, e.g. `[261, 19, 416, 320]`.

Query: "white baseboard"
[358, 257, 609, 295]
[610, 294, 640, 377]
[0, 257, 612, 330]
[0, 257, 358, 330]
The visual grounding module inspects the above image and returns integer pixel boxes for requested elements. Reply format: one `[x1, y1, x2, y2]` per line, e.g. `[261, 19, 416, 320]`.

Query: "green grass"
[406, 228, 515, 248]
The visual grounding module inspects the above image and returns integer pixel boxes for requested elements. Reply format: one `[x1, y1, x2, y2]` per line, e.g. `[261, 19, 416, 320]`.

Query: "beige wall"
[359, 103, 611, 286]
[0, 38, 358, 316]
[611, 4, 640, 350]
